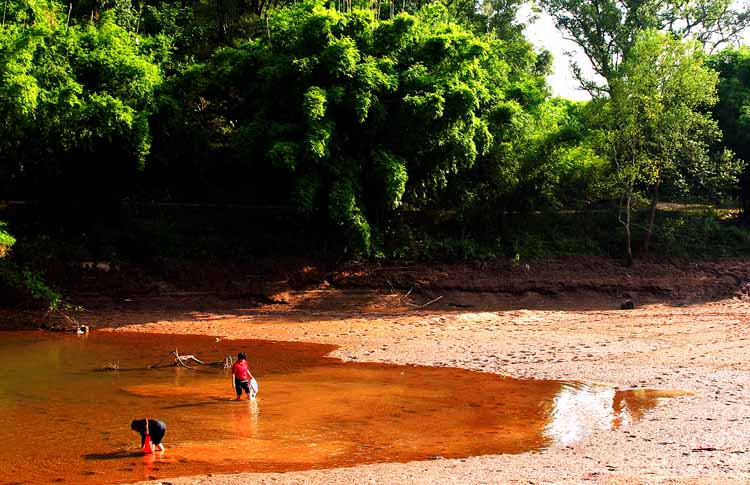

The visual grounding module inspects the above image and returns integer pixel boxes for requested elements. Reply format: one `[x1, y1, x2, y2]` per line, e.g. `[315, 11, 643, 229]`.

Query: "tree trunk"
[625, 195, 633, 266]
[643, 180, 659, 251]
[621, 187, 634, 267]
[499, 206, 511, 240]
[741, 164, 750, 225]
[216, 0, 226, 40]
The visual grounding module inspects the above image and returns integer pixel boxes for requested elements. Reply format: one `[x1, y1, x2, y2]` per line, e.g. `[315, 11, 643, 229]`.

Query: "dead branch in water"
[399, 285, 442, 309]
[173, 348, 196, 370]
[400, 286, 413, 303]
[405, 295, 443, 309]
[218, 355, 234, 368]
[148, 350, 233, 371]
[385, 278, 396, 294]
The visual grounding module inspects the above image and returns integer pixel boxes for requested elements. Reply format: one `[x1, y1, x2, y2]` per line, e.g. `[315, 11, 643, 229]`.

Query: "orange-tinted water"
[0, 331, 674, 484]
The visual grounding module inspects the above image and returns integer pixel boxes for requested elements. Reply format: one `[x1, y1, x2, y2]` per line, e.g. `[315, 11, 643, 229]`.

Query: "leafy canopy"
[0, 8, 163, 202]
[606, 30, 736, 198]
[158, 2, 547, 253]
[540, 0, 750, 94]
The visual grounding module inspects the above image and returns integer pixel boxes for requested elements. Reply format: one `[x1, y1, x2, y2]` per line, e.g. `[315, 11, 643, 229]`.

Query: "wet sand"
[66, 258, 750, 484]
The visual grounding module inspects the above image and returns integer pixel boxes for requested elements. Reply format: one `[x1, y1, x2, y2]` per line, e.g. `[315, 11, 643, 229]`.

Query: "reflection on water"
[0, 331, 679, 484]
[545, 383, 617, 446]
[543, 384, 672, 446]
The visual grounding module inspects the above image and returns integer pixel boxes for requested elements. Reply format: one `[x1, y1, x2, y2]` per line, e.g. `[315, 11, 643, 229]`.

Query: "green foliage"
[708, 48, 750, 163]
[303, 86, 328, 121]
[1, 0, 60, 26]
[154, 2, 548, 254]
[0, 223, 65, 311]
[516, 98, 607, 209]
[2, 264, 64, 311]
[0, 222, 15, 258]
[267, 141, 300, 171]
[540, 0, 750, 94]
[377, 209, 617, 260]
[293, 174, 323, 211]
[373, 150, 408, 209]
[2, 0, 747, 265]
[0, 9, 163, 204]
[707, 47, 750, 219]
[654, 210, 750, 257]
[594, 30, 739, 262]
[329, 178, 372, 253]
[606, 30, 735, 199]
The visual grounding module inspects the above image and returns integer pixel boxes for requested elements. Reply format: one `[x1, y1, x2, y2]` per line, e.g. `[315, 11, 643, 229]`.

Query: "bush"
[654, 210, 750, 257]
[0, 221, 15, 258]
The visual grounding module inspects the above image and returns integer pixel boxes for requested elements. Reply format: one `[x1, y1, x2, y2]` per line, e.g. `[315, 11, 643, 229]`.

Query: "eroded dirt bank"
[40, 258, 750, 483]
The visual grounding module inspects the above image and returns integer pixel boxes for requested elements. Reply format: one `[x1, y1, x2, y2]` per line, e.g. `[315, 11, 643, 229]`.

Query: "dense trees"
[147, 3, 549, 253]
[708, 48, 750, 222]
[537, 0, 750, 259]
[0, 0, 749, 264]
[601, 31, 737, 263]
[0, 10, 163, 212]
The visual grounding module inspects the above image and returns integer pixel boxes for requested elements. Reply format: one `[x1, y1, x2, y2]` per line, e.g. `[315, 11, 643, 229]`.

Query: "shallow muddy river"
[0, 331, 674, 484]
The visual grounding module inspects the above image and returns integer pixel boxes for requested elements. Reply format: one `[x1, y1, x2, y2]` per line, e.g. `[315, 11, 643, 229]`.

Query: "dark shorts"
[235, 378, 250, 395]
[143, 422, 166, 446]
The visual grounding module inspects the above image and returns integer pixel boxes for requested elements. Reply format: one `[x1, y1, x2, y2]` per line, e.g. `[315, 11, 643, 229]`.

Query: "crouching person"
[131, 418, 166, 453]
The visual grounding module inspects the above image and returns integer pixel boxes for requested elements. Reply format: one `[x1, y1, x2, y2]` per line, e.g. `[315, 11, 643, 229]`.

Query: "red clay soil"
[4, 256, 750, 484]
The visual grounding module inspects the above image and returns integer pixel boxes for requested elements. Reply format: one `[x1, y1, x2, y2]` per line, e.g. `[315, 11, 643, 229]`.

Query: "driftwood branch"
[405, 295, 443, 309]
[149, 351, 233, 370]
[385, 278, 396, 293]
[400, 287, 413, 303]
[399, 284, 442, 309]
[202, 355, 234, 368]
[173, 349, 196, 370]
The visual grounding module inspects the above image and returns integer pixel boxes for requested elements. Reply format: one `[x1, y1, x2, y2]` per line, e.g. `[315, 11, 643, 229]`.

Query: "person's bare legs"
[157, 443, 165, 452]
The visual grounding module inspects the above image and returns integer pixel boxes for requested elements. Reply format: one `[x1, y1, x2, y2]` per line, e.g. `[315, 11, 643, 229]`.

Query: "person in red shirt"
[231, 352, 255, 400]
